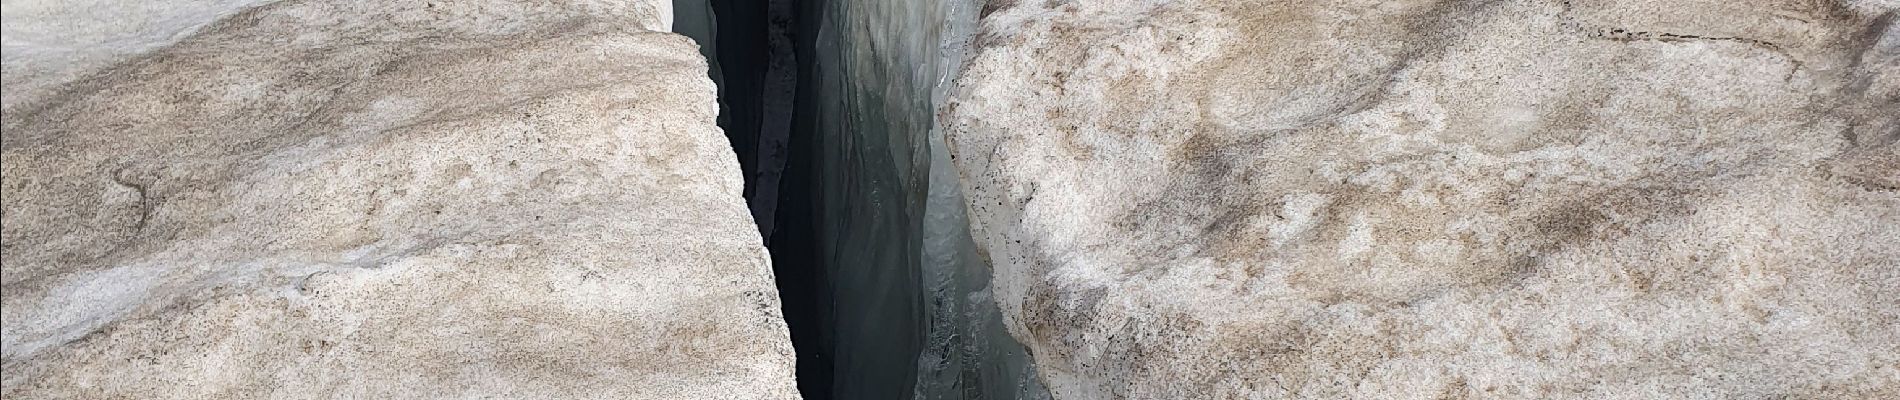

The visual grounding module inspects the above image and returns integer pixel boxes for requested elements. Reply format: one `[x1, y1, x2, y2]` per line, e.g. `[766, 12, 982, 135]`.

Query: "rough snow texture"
[945, 0, 1900, 398]
[1, 0, 799, 398]
[0, 0, 275, 112]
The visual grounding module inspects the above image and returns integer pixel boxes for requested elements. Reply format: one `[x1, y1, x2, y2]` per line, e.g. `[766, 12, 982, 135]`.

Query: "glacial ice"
[676, 0, 1050, 398]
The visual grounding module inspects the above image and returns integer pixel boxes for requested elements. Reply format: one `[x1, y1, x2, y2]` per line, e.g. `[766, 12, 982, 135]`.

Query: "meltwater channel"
[673, 0, 1049, 399]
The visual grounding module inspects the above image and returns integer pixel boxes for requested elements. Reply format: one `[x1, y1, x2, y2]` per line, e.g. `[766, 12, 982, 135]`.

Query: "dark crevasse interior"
[675, 0, 1048, 399]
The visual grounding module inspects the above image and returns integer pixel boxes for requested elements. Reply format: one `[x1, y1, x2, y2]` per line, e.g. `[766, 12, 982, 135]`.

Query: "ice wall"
[675, 0, 796, 239]
[915, 84, 1052, 400]
[910, 1, 1050, 399]
[789, 0, 936, 396]
[685, 0, 1049, 397]
[797, 0, 1049, 398]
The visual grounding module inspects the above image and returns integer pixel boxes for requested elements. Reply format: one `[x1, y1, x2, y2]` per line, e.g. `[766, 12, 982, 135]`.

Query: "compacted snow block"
[945, 0, 1900, 398]
[1, 0, 799, 398]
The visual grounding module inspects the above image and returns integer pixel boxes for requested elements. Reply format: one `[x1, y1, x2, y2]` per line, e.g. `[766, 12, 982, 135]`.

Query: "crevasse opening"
[674, 0, 1049, 398]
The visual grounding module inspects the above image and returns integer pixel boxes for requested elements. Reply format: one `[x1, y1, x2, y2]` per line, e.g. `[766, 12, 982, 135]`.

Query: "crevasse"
[674, 0, 1048, 398]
